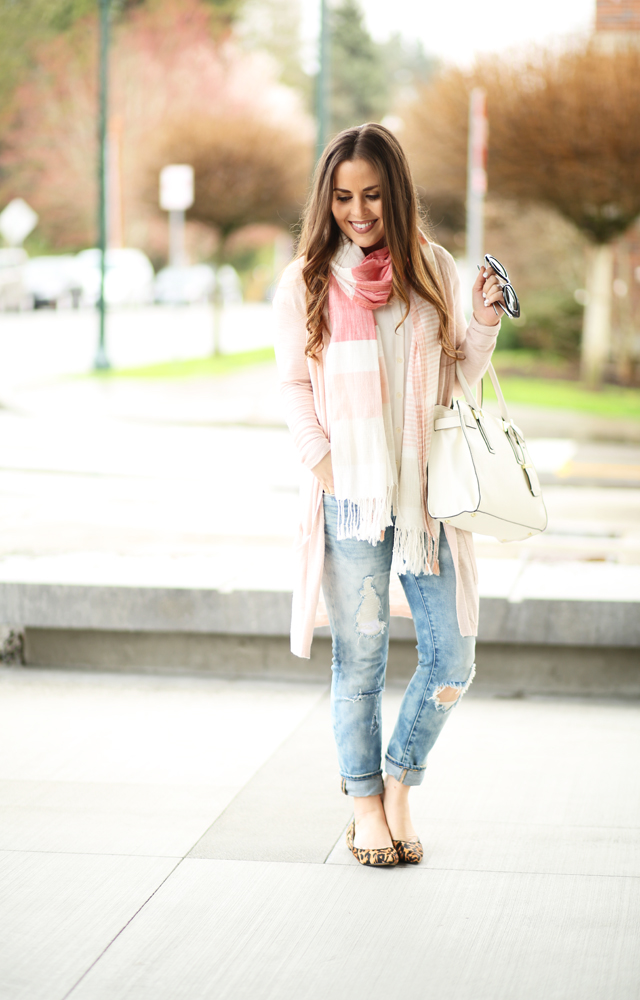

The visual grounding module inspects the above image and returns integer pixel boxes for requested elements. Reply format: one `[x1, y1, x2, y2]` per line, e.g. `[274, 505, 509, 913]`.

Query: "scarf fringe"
[336, 497, 441, 578]
[336, 489, 394, 546]
[391, 524, 440, 577]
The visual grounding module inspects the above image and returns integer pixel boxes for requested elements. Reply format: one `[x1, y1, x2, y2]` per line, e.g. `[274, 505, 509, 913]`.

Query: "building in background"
[595, 0, 640, 42]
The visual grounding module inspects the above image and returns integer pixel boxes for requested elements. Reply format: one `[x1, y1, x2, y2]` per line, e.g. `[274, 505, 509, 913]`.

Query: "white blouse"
[373, 297, 413, 471]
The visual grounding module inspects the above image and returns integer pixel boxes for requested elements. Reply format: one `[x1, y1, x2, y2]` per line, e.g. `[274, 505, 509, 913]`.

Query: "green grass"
[491, 349, 577, 379]
[483, 373, 640, 420]
[90, 347, 276, 380]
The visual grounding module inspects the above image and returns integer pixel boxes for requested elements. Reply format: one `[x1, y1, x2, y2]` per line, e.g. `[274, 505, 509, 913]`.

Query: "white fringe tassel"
[335, 489, 394, 546]
[391, 525, 437, 577]
[336, 493, 439, 576]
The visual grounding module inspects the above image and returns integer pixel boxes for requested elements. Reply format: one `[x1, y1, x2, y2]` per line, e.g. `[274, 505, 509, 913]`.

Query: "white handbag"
[427, 362, 548, 541]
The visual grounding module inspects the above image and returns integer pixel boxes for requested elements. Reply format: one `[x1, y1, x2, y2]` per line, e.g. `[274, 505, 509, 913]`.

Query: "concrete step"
[1, 571, 638, 695]
[1, 567, 638, 647]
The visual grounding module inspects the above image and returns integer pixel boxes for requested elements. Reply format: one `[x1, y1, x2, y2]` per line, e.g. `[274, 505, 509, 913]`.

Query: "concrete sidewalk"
[1, 665, 639, 999]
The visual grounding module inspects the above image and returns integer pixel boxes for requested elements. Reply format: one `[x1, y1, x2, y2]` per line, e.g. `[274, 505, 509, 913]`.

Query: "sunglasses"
[478, 254, 521, 319]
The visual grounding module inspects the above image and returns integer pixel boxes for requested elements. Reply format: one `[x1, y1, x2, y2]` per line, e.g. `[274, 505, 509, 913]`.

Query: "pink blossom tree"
[0, 0, 312, 256]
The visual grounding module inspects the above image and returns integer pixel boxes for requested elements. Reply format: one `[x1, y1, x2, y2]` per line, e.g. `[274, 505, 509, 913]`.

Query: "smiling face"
[331, 158, 385, 252]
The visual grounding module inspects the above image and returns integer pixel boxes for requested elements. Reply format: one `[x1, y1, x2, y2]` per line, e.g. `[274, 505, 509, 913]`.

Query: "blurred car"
[154, 264, 215, 305]
[23, 255, 83, 309]
[0, 248, 30, 311]
[75, 248, 154, 306]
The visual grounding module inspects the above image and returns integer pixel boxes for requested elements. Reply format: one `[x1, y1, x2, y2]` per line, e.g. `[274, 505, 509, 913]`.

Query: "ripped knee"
[355, 576, 386, 638]
[436, 686, 461, 704]
[431, 663, 476, 712]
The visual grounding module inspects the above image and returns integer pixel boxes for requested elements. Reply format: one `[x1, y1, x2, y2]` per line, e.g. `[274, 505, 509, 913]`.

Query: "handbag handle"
[455, 361, 511, 424]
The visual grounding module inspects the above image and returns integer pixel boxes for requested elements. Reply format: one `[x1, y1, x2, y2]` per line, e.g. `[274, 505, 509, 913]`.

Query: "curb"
[1, 582, 639, 648]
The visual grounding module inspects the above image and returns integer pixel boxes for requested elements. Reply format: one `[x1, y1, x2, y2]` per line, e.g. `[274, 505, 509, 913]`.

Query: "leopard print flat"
[392, 837, 424, 865]
[346, 820, 399, 867]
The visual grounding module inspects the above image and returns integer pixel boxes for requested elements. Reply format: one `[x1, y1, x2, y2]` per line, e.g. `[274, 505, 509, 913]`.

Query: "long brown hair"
[297, 122, 461, 361]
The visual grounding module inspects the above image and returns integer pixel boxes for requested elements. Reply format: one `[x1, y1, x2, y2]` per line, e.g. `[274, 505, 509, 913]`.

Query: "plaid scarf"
[326, 236, 442, 575]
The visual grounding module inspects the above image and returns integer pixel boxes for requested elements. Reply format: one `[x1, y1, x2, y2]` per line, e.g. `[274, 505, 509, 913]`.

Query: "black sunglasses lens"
[503, 285, 520, 318]
[485, 255, 508, 280]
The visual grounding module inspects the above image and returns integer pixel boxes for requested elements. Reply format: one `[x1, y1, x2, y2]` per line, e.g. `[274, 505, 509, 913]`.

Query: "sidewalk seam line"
[59, 856, 185, 1000]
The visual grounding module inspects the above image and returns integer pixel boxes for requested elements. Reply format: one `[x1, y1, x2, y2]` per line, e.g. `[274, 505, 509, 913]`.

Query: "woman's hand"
[311, 451, 334, 494]
[472, 265, 504, 326]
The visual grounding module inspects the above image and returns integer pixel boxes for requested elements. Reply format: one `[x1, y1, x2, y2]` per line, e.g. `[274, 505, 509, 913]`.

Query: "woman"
[273, 123, 504, 867]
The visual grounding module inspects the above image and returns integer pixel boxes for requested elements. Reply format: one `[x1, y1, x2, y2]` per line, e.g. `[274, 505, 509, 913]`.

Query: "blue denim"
[322, 494, 476, 797]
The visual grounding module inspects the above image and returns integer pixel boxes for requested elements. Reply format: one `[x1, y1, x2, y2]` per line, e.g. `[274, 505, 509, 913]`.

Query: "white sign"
[159, 165, 194, 212]
[0, 198, 39, 246]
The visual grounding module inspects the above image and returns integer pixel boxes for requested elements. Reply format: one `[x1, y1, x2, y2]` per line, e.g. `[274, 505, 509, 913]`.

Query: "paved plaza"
[1, 666, 639, 999]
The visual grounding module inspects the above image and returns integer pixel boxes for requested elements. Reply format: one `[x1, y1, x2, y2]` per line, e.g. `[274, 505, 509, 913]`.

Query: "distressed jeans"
[322, 494, 476, 797]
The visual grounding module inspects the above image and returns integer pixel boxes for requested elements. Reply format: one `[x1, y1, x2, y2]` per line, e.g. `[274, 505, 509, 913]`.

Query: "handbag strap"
[455, 361, 510, 424]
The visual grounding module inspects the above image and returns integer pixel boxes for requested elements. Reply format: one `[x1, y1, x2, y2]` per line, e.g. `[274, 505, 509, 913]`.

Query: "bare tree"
[148, 113, 311, 350]
[404, 42, 640, 384]
[150, 115, 310, 242]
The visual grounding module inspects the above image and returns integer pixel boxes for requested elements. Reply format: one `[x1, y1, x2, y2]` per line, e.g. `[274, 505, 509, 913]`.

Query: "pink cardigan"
[273, 242, 500, 659]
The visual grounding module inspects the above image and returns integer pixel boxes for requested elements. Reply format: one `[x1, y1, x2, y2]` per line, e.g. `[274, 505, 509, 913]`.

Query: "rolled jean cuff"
[340, 771, 384, 797]
[385, 755, 427, 787]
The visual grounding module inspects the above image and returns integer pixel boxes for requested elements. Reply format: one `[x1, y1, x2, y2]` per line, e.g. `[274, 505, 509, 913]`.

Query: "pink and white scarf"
[326, 236, 443, 576]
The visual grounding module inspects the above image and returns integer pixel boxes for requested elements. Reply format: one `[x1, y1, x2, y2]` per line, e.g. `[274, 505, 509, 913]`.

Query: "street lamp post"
[95, 0, 111, 371]
[315, 0, 330, 162]
[465, 88, 488, 274]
